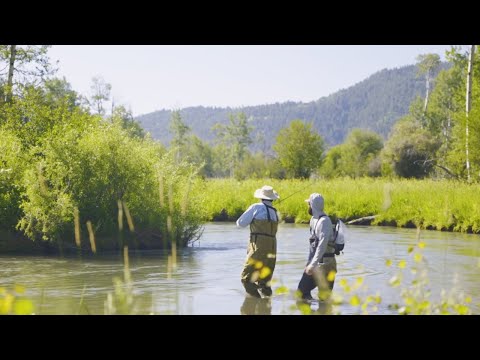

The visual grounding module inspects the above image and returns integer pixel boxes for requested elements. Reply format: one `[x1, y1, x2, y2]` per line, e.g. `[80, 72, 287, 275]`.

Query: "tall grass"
[194, 178, 480, 233]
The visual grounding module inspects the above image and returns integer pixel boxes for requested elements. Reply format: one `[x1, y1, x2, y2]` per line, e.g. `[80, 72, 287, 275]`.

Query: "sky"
[48, 45, 459, 117]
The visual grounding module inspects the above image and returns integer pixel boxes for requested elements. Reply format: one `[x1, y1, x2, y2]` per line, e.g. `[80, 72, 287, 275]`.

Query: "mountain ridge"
[136, 63, 445, 152]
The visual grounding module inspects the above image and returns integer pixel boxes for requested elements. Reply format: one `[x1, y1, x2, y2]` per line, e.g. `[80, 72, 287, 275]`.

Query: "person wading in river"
[236, 185, 280, 298]
[297, 193, 337, 301]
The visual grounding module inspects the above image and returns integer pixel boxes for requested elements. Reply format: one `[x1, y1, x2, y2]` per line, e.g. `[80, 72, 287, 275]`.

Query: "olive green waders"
[241, 218, 278, 298]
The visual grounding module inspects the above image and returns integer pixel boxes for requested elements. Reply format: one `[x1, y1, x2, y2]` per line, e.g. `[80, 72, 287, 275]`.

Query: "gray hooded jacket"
[308, 193, 334, 267]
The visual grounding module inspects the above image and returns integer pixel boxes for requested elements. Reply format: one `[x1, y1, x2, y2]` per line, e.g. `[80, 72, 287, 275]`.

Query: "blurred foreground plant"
[0, 285, 34, 315]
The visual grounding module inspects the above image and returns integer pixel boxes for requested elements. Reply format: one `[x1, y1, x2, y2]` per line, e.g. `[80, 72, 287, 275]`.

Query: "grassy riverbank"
[194, 178, 480, 233]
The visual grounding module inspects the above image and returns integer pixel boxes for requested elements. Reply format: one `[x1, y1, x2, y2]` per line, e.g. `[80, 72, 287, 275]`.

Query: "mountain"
[136, 64, 443, 153]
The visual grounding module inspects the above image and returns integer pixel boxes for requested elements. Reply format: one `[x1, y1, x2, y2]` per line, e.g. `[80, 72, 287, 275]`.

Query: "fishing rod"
[277, 181, 317, 204]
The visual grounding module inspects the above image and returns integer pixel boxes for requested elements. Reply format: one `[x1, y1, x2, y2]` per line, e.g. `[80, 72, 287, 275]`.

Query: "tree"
[169, 110, 191, 161]
[212, 112, 253, 178]
[273, 120, 324, 179]
[321, 145, 344, 178]
[43, 77, 80, 110]
[89, 76, 111, 116]
[416, 53, 441, 115]
[465, 45, 476, 181]
[382, 118, 440, 178]
[111, 105, 145, 139]
[234, 152, 285, 180]
[0, 45, 56, 102]
[338, 129, 383, 178]
[182, 135, 214, 178]
[424, 67, 464, 160]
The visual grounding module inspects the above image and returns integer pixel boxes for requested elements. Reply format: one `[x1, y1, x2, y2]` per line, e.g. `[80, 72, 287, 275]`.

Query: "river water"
[1, 223, 479, 315]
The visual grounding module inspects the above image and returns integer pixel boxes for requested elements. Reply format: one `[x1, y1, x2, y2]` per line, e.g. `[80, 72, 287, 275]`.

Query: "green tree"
[341, 129, 384, 178]
[111, 105, 145, 139]
[424, 68, 463, 151]
[234, 152, 285, 180]
[273, 120, 324, 179]
[321, 145, 344, 178]
[416, 53, 441, 115]
[183, 135, 214, 178]
[425, 45, 480, 181]
[0, 45, 56, 102]
[382, 118, 440, 178]
[212, 112, 253, 178]
[169, 110, 191, 161]
[43, 77, 80, 110]
[465, 45, 476, 181]
[0, 129, 28, 230]
[89, 76, 111, 116]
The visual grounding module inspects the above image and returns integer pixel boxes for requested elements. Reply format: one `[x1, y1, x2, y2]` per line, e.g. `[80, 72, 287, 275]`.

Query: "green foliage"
[89, 76, 111, 116]
[110, 105, 145, 139]
[321, 129, 383, 178]
[320, 145, 344, 178]
[234, 152, 286, 180]
[442, 47, 480, 181]
[382, 117, 441, 178]
[169, 110, 191, 159]
[43, 77, 80, 110]
[273, 120, 324, 179]
[424, 68, 463, 137]
[212, 112, 253, 177]
[0, 45, 55, 87]
[16, 121, 201, 245]
[420, 45, 480, 181]
[416, 53, 441, 79]
[183, 135, 215, 178]
[0, 77, 202, 249]
[0, 85, 96, 148]
[0, 129, 27, 230]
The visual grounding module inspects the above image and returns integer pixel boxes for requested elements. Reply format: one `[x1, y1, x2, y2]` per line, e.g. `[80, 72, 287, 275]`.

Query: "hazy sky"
[48, 45, 458, 117]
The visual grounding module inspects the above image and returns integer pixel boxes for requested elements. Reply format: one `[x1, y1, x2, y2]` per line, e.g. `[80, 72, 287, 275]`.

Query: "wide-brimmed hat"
[254, 185, 280, 200]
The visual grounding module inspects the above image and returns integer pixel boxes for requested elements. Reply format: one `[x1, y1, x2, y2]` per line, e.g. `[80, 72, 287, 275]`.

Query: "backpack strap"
[311, 215, 326, 237]
[263, 203, 278, 222]
[312, 215, 336, 257]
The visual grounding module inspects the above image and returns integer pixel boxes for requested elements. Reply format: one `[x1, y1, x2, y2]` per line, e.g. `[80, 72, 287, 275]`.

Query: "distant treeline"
[138, 48, 480, 183]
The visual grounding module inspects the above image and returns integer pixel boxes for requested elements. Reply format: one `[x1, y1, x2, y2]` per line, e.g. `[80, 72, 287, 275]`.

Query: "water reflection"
[240, 296, 272, 315]
[295, 299, 333, 315]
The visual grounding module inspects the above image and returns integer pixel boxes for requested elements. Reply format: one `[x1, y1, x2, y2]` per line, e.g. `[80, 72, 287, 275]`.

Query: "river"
[1, 223, 479, 314]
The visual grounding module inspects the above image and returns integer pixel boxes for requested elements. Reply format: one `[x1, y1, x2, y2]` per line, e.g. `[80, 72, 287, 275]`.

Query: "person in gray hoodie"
[297, 193, 337, 301]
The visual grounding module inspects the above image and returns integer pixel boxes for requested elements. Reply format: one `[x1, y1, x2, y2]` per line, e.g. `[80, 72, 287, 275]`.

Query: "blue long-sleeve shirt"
[236, 201, 278, 227]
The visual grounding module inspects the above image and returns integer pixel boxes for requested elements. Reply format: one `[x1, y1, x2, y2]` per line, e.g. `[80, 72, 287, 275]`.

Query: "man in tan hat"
[237, 185, 280, 298]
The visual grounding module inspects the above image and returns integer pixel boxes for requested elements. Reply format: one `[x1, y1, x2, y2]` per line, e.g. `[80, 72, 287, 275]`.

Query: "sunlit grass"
[194, 178, 480, 233]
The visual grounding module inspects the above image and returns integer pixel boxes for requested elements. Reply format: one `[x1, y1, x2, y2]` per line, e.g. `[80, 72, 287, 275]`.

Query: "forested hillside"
[137, 64, 446, 152]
